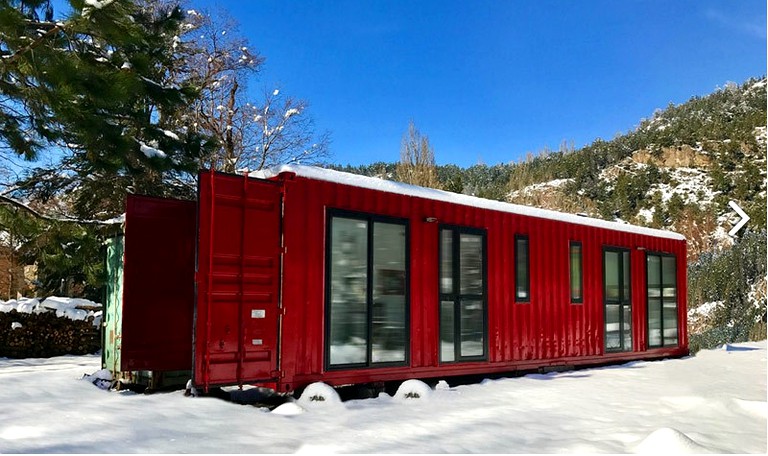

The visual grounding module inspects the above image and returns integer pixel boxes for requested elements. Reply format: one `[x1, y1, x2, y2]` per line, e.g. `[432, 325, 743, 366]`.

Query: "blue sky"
[63, 0, 767, 168]
[201, 0, 765, 168]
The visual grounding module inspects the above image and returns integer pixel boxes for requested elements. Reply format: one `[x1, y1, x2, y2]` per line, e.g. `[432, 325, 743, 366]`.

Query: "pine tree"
[0, 0, 214, 219]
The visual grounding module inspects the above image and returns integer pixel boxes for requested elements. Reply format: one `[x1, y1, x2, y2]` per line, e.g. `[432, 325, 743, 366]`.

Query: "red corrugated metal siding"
[272, 174, 687, 390]
[194, 172, 282, 391]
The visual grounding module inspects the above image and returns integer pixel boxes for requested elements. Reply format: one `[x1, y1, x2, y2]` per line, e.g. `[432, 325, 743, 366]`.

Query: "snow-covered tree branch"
[163, 6, 330, 173]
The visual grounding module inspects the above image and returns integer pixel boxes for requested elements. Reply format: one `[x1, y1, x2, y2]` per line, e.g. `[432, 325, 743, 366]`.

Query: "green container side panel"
[103, 236, 124, 374]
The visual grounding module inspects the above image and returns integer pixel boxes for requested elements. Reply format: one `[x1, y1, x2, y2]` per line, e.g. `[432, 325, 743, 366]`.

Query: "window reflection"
[570, 242, 582, 302]
[372, 222, 406, 363]
[329, 218, 368, 365]
[515, 236, 529, 301]
[647, 254, 678, 348]
[440, 227, 486, 362]
[328, 215, 408, 367]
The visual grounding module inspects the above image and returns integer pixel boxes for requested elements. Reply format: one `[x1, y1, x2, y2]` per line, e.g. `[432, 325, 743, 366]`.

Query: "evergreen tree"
[0, 0, 214, 219]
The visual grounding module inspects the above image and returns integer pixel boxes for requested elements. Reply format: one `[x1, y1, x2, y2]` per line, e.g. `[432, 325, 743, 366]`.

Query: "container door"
[194, 171, 283, 390]
[121, 195, 197, 371]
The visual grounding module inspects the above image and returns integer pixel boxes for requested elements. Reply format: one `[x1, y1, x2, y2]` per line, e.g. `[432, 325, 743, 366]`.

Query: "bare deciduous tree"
[396, 121, 440, 189]
[168, 7, 329, 173]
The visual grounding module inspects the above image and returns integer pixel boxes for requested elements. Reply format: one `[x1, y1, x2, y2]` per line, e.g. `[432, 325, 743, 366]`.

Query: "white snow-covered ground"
[0, 342, 766, 453]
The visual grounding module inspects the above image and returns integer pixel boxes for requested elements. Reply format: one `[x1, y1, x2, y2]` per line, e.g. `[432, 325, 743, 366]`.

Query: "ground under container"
[108, 165, 689, 393]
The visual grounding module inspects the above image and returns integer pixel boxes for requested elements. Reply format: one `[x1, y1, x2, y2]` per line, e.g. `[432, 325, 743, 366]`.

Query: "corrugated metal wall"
[278, 174, 688, 388]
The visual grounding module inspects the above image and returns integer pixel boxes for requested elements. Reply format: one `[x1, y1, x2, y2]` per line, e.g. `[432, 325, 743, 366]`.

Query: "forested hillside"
[333, 77, 767, 351]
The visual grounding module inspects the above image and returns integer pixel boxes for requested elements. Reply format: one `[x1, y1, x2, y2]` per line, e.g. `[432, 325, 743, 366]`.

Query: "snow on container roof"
[250, 164, 686, 241]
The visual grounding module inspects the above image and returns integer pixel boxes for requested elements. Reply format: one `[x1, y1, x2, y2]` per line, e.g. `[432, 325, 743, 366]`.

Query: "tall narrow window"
[515, 235, 530, 302]
[326, 212, 408, 369]
[570, 242, 583, 303]
[439, 226, 487, 363]
[604, 248, 632, 352]
[647, 253, 678, 348]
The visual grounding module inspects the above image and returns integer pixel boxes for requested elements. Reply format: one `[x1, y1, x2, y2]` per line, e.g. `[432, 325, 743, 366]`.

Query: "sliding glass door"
[647, 253, 678, 348]
[439, 226, 487, 363]
[326, 211, 409, 368]
[604, 248, 632, 352]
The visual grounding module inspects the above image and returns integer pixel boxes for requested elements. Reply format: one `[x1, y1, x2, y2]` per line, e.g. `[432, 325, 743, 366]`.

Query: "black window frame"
[514, 234, 530, 303]
[646, 251, 679, 349]
[602, 246, 632, 353]
[569, 241, 584, 304]
[438, 224, 488, 364]
[324, 209, 411, 371]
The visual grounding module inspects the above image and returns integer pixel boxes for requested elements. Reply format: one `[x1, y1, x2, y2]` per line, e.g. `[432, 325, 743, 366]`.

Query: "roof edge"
[250, 164, 687, 242]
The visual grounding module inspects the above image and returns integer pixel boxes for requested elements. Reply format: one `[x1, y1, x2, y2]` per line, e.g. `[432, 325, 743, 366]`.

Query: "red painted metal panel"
[121, 195, 196, 371]
[207, 171, 691, 391]
[194, 171, 282, 390]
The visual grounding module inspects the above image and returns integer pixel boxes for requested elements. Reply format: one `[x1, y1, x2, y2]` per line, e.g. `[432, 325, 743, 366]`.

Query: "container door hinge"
[271, 370, 283, 379]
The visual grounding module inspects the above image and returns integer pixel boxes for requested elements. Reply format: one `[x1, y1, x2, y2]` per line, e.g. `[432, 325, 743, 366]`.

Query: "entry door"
[603, 248, 631, 352]
[439, 226, 487, 363]
[194, 171, 282, 391]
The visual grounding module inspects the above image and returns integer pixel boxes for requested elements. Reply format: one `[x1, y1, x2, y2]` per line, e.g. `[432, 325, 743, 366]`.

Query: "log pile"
[0, 310, 100, 358]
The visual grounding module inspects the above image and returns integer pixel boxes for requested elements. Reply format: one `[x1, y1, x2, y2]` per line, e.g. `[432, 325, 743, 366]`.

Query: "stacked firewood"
[0, 310, 100, 358]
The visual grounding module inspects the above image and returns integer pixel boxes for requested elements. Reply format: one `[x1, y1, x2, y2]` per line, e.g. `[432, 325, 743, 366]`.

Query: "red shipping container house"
[119, 165, 688, 393]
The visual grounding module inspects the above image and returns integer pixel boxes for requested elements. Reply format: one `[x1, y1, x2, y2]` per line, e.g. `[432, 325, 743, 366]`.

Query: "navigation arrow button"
[728, 201, 750, 237]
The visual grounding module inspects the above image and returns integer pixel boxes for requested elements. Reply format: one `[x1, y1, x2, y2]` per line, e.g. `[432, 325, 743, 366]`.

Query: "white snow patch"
[394, 379, 433, 401]
[297, 382, 342, 409]
[84, 0, 114, 10]
[649, 167, 716, 206]
[283, 108, 300, 119]
[509, 178, 574, 199]
[0, 426, 43, 441]
[162, 130, 180, 141]
[733, 399, 768, 418]
[634, 427, 715, 453]
[0, 342, 764, 452]
[688, 301, 722, 320]
[271, 401, 305, 416]
[251, 165, 686, 241]
[140, 141, 167, 159]
[637, 207, 655, 223]
[1, 296, 102, 325]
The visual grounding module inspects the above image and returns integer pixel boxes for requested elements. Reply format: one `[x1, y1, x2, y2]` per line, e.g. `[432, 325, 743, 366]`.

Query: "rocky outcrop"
[632, 145, 711, 168]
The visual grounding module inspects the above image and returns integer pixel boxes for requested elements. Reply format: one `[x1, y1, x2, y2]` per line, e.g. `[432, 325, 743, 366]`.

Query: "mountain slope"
[507, 78, 766, 260]
[332, 77, 767, 351]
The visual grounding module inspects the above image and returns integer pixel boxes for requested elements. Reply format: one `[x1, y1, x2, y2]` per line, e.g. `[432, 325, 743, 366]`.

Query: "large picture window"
[439, 226, 487, 363]
[647, 253, 678, 348]
[326, 212, 408, 368]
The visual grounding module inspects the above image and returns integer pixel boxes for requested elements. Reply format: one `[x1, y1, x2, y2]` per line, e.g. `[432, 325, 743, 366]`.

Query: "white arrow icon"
[728, 201, 750, 236]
